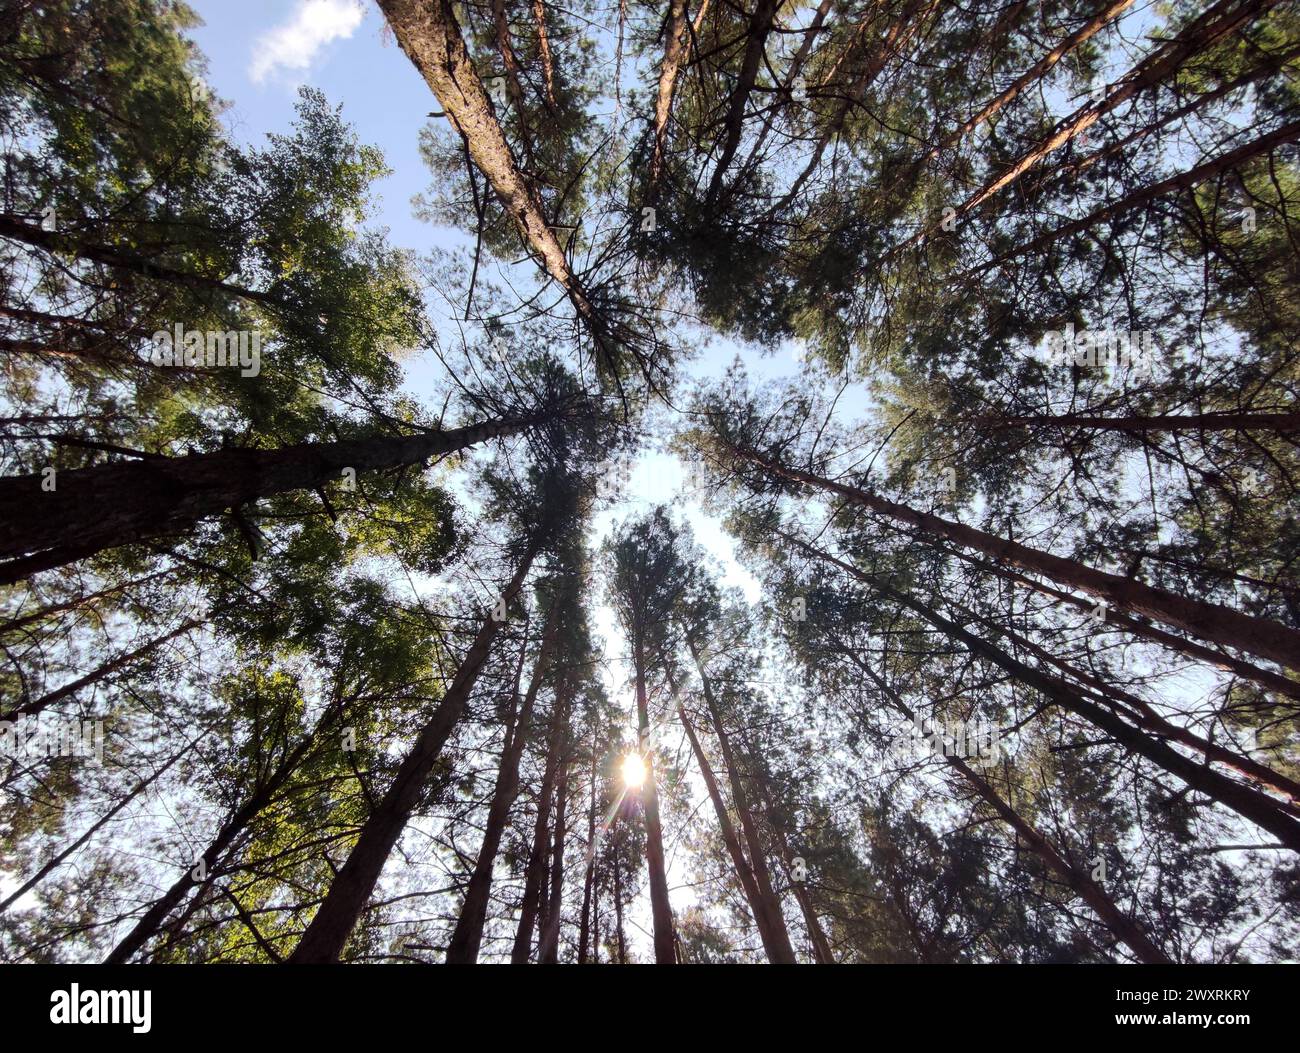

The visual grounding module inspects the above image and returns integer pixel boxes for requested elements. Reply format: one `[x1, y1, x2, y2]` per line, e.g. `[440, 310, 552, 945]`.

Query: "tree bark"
[899, 0, 1280, 250]
[376, 0, 613, 367]
[852, 652, 1172, 962]
[649, 0, 693, 194]
[966, 118, 1300, 279]
[745, 760, 835, 963]
[719, 437, 1300, 670]
[947, 547, 1300, 703]
[706, 0, 783, 201]
[687, 646, 797, 961]
[0, 415, 540, 586]
[917, 0, 1135, 170]
[576, 726, 598, 963]
[538, 751, 571, 962]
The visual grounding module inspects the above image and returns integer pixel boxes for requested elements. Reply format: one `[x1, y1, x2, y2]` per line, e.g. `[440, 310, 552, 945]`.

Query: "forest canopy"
[0, 0, 1298, 965]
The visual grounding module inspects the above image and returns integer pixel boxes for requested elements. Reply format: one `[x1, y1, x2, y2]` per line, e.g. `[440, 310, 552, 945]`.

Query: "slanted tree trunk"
[612, 835, 627, 963]
[376, 0, 614, 369]
[4, 618, 203, 720]
[531, 0, 558, 109]
[445, 599, 564, 962]
[744, 759, 835, 963]
[789, 532, 1300, 854]
[0, 569, 172, 637]
[771, 0, 932, 215]
[105, 699, 343, 963]
[0, 214, 276, 306]
[899, 0, 1281, 250]
[847, 651, 1171, 962]
[969, 118, 1300, 278]
[705, 0, 783, 201]
[678, 700, 787, 959]
[577, 727, 599, 963]
[958, 599, 1300, 808]
[0, 415, 540, 586]
[718, 436, 1300, 670]
[983, 409, 1300, 433]
[1, 738, 192, 913]
[947, 548, 1300, 703]
[685, 645, 797, 961]
[648, 0, 693, 194]
[916, 0, 1134, 170]
[288, 538, 543, 963]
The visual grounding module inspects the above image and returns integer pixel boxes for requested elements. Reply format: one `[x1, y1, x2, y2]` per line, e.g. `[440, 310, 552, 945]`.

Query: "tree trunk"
[288, 538, 542, 963]
[848, 651, 1170, 961]
[958, 599, 1300, 808]
[720, 437, 1300, 670]
[577, 727, 598, 963]
[104, 712, 329, 963]
[635, 632, 677, 962]
[1, 738, 192, 913]
[746, 762, 835, 963]
[375, 0, 613, 368]
[948, 547, 1300, 703]
[0, 214, 276, 306]
[916, 0, 1134, 170]
[677, 700, 771, 949]
[740, 0, 835, 174]
[538, 753, 571, 962]
[511, 672, 573, 962]
[770, 0, 931, 215]
[687, 647, 797, 961]
[445, 599, 564, 962]
[790, 532, 1300, 853]
[0, 569, 172, 637]
[968, 118, 1300, 278]
[612, 835, 627, 963]
[899, 0, 1280, 250]
[4, 618, 203, 720]
[649, 0, 692, 193]
[531, 0, 558, 110]
[0, 415, 539, 586]
[985, 409, 1300, 433]
[705, 0, 783, 201]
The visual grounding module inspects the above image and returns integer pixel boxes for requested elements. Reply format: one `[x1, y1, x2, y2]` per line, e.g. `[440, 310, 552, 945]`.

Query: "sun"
[621, 753, 647, 790]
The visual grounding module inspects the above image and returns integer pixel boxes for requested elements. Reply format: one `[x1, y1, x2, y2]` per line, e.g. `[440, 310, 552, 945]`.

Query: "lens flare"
[621, 753, 647, 789]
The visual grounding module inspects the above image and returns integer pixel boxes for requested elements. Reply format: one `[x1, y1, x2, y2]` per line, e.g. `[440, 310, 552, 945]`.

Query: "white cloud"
[249, 0, 365, 84]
